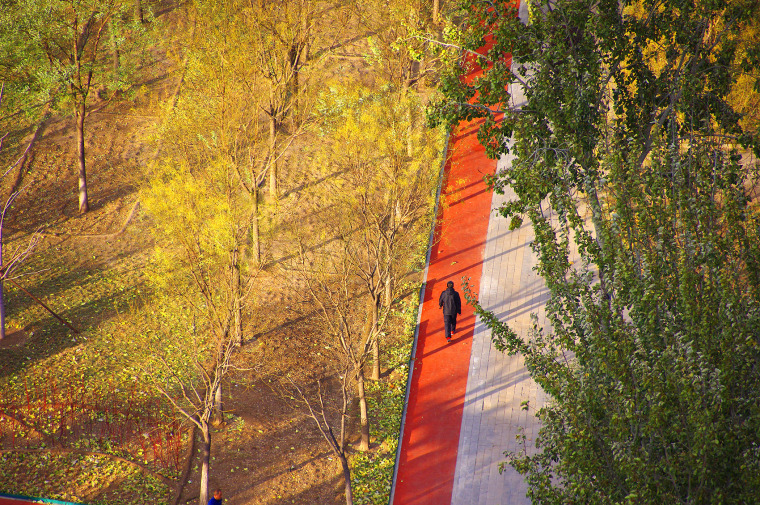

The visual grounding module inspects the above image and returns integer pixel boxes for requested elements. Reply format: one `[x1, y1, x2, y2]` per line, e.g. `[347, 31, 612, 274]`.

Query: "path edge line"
[388, 129, 451, 504]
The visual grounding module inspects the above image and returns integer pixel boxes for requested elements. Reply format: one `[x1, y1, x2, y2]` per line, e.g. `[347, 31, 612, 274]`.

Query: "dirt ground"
[0, 2, 393, 504]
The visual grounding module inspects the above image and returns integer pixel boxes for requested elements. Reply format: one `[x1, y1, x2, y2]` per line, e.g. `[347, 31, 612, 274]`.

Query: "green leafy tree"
[433, 0, 760, 503]
[359, 0, 438, 91]
[1, 0, 149, 213]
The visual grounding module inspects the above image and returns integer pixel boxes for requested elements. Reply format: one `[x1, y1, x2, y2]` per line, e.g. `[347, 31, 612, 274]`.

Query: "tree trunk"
[251, 183, 261, 266]
[268, 115, 278, 200]
[384, 201, 397, 307]
[0, 281, 4, 340]
[0, 215, 4, 340]
[356, 367, 370, 451]
[110, 19, 120, 72]
[433, 0, 441, 23]
[289, 0, 310, 118]
[135, 0, 144, 23]
[288, 43, 300, 107]
[406, 96, 414, 157]
[370, 296, 381, 381]
[585, 181, 612, 310]
[371, 342, 380, 380]
[338, 451, 354, 505]
[300, 0, 310, 63]
[384, 274, 393, 307]
[232, 246, 242, 345]
[213, 384, 224, 426]
[75, 102, 89, 213]
[199, 425, 211, 505]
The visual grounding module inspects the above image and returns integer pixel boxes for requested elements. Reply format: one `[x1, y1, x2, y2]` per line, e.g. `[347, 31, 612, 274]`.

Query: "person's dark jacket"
[439, 286, 462, 316]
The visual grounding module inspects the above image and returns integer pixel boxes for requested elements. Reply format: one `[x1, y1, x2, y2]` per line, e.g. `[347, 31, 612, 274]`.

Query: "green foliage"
[438, 0, 760, 503]
[0, 0, 151, 120]
[358, 0, 441, 89]
[351, 447, 398, 505]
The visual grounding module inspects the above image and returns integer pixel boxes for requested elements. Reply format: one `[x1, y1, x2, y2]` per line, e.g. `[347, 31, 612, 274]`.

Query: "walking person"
[438, 280, 462, 343]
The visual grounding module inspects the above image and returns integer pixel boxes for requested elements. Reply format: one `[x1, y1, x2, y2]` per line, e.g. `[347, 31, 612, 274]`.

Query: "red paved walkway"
[391, 32, 513, 503]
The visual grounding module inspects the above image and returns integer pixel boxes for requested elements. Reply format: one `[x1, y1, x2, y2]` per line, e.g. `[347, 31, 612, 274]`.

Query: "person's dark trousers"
[444, 315, 457, 340]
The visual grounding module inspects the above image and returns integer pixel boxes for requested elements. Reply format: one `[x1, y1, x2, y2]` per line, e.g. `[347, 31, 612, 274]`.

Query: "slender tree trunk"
[406, 96, 415, 157]
[371, 343, 380, 380]
[110, 19, 120, 72]
[232, 246, 242, 345]
[340, 374, 348, 450]
[300, 0, 310, 64]
[433, 0, 441, 23]
[199, 425, 211, 505]
[371, 296, 381, 381]
[0, 212, 4, 339]
[289, 0, 310, 118]
[213, 384, 224, 426]
[338, 451, 354, 505]
[135, 0, 144, 23]
[384, 201, 397, 307]
[0, 279, 4, 340]
[356, 367, 370, 451]
[585, 182, 612, 309]
[0, 288, 4, 340]
[288, 43, 300, 107]
[251, 183, 261, 266]
[384, 274, 393, 307]
[75, 102, 89, 213]
[268, 115, 278, 200]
